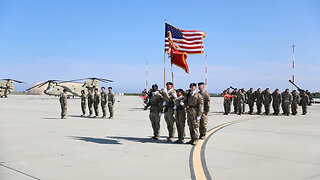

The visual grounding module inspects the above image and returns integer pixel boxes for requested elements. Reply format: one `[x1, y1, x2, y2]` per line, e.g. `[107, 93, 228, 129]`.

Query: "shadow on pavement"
[69, 136, 121, 145]
[108, 136, 189, 145]
[42, 117, 61, 120]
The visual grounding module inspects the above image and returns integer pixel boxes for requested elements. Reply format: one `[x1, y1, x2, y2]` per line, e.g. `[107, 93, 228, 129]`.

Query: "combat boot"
[192, 139, 199, 145]
[166, 137, 174, 142]
[175, 139, 184, 143]
[200, 135, 206, 140]
[186, 140, 194, 144]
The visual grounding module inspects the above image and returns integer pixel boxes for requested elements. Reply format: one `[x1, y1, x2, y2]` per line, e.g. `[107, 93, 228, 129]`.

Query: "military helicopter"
[0, 79, 26, 98]
[27, 78, 113, 97]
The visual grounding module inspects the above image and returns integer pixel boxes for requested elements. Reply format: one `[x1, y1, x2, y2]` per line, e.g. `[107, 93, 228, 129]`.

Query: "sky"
[0, 0, 319, 93]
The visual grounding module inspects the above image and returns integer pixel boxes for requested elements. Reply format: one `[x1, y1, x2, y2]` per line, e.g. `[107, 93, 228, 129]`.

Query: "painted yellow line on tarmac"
[192, 116, 263, 180]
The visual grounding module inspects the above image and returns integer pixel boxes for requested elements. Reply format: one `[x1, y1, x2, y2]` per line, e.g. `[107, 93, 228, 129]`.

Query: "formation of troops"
[60, 87, 115, 119]
[143, 82, 210, 145]
[222, 87, 310, 116]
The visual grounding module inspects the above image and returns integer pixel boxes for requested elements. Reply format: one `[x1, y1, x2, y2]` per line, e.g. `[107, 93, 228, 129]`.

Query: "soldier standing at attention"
[147, 84, 163, 140]
[185, 83, 204, 145]
[300, 91, 310, 115]
[291, 90, 300, 115]
[254, 88, 263, 114]
[87, 89, 94, 117]
[231, 88, 238, 114]
[222, 90, 232, 115]
[162, 82, 177, 142]
[107, 87, 115, 119]
[198, 82, 210, 140]
[281, 90, 286, 115]
[226, 88, 232, 112]
[59, 89, 68, 119]
[175, 89, 186, 143]
[282, 89, 293, 116]
[100, 87, 108, 118]
[263, 88, 272, 115]
[272, 89, 282, 115]
[237, 89, 245, 115]
[241, 88, 247, 112]
[247, 88, 255, 114]
[80, 90, 87, 116]
[93, 88, 100, 117]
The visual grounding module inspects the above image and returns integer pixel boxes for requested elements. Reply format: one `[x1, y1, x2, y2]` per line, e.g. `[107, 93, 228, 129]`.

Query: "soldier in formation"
[59, 89, 68, 119]
[300, 91, 310, 115]
[175, 89, 186, 143]
[80, 90, 87, 116]
[100, 87, 108, 118]
[263, 88, 272, 115]
[272, 89, 281, 115]
[291, 90, 300, 115]
[282, 89, 292, 116]
[87, 89, 94, 117]
[107, 87, 115, 119]
[237, 89, 245, 115]
[246, 88, 255, 114]
[162, 82, 176, 142]
[222, 90, 232, 115]
[231, 88, 238, 114]
[198, 82, 210, 139]
[93, 88, 100, 117]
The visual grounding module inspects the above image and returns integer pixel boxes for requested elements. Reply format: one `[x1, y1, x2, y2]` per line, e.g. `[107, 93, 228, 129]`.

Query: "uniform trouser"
[164, 109, 176, 138]
[175, 110, 186, 140]
[233, 102, 238, 113]
[94, 104, 99, 116]
[237, 103, 244, 114]
[281, 103, 285, 114]
[149, 112, 160, 137]
[88, 102, 93, 115]
[200, 113, 208, 137]
[302, 104, 307, 114]
[264, 103, 270, 114]
[283, 102, 290, 115]
[256, 103, 262, 114]
[224, 102, 230, 114]
[108, 103, 114, 117]
[187, 109, 199, 141]
[81, 103, 86, 115]
[243, 103, 245, 113]
[101, 102, 107, 116]
[248, 103, 254, 113]
[61, 106, 67, 117]
[291, 103, 298, 115]
[272, 103, 280, 115]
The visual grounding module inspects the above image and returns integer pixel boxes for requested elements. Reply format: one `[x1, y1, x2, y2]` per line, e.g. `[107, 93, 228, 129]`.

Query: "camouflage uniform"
[80, 94, 87, 116]
[237, 91, 245, 115]
[300, 94, 310, 115]
[87, 92, 94, 116]
[282, 92, 293, 115]
[272, 91, 282, 115]
[186, 91, 203, 144]
[242, 90, 247, 112]
[101, 91, 108, 117]
[147, 91, 163, 138]
[108, 92, 115, 118]
[59, 93, 67, 118]
[254, 91, 263, 114]
[223, 93, 232, 114]
[247, 90, 255, 114]
[231, 90, 238, 113]
[94, 93, 100, 117]
[263, 91, 272, 115]
[291, 92, 300, 115]
[199, 90, 210, 138]
[163, 89, 177, 140]
[175, 95, 186, 141]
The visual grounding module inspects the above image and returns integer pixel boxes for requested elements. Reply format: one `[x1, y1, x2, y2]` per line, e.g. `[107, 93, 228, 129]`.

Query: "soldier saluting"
[147, 84, 163, 140]
[59, 89, 68, 119]
[185, 83, 203, 145]
[162, 82, 177, 142]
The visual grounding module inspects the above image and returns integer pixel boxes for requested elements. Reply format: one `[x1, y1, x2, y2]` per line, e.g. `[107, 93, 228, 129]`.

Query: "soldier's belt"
[187, 105, 198, 108]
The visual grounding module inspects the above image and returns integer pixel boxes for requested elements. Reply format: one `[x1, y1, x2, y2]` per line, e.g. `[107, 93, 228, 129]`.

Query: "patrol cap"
[94, 88, 98, 91]
[176, 89, 184, 93]
[198, 82, 205, 86]
[292, 90, 296, 93]
[166, 82, 173, 86]
[63, 89, 67, 92]
[81, 90, 85, 93]
[101, 87, 105, 89]
[152, 84, 158, 89]
[189, 83, 197, 88]
[108, 87, 112, 89]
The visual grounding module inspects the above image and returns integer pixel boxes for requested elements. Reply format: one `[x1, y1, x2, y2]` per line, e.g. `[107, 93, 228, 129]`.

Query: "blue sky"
[0, 0, 319, 92]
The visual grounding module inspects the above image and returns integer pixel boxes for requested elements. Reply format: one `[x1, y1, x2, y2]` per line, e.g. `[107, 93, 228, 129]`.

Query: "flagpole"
[164, 19, 167, 88]
[171, 63, 175, 90]
[292, 44, 295, 91]
[146, 59, 148, 90]
[205, 54, 208, 91]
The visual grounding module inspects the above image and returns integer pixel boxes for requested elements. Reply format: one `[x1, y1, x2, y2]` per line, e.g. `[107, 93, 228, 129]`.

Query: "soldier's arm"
[197, 94, 204, 117]
[205, 93, 210, 113]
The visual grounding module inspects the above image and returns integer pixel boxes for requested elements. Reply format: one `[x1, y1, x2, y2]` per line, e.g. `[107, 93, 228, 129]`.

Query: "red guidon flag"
[168, 31, 189, 73]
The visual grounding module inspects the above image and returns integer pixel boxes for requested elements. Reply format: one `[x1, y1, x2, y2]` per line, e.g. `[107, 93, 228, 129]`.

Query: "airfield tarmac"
[0, 95, 319, 180]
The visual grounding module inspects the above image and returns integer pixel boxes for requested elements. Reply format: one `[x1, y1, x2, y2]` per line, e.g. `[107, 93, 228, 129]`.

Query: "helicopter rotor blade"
[26, 81, 47, 91]
[97, 78, 113, 82]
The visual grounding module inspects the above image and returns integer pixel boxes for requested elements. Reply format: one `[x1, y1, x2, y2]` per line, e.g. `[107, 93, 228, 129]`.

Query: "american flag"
[165, 23, 206, 54]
